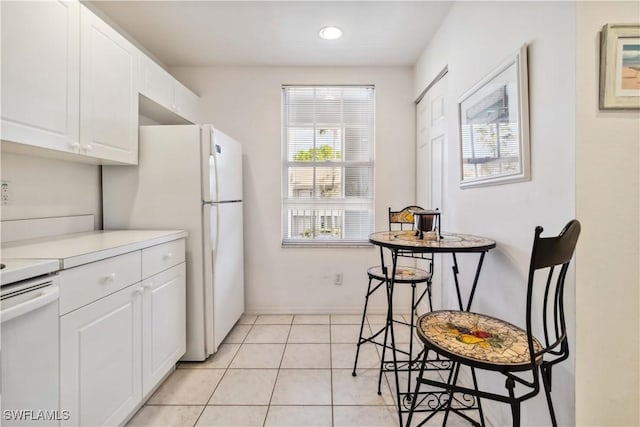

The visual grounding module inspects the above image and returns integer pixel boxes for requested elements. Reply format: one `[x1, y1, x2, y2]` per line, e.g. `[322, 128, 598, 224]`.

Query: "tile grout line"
[262, 316, 294, 427]
[138, 315, 410, 427]
[329, 316, 335, 427]
[192, 317, 256, 426]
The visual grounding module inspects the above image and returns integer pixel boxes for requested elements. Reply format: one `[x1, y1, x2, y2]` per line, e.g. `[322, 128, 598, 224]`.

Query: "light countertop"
[0, 259, 60, 286]
[2, 230, 188, 269]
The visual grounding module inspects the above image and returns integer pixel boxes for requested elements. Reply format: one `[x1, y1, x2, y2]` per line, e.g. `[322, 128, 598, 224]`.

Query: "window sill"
[282, 241, 374, 249]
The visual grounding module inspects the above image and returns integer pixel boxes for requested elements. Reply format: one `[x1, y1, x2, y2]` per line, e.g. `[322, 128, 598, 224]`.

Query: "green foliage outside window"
[294, 144, 341, 161]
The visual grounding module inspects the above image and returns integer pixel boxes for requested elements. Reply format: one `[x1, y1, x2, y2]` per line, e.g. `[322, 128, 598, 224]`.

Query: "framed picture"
[458, 44, 530, 188]
[599, 23, 640, 109]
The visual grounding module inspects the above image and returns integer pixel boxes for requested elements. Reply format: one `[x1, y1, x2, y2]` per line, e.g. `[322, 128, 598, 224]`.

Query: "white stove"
[0, 259, 60, 286]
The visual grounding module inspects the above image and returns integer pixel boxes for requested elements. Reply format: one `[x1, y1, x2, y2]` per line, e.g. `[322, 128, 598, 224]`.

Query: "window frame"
[281, 85, 375, 247]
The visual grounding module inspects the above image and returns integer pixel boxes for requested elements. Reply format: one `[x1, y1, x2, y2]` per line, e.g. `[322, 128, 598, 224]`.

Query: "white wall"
[576, 2, 640, 426]
[0, 151, 102, 229]
[171, 66, 416, 314]
[414, 2, 576, 426]
[0, 112, 175, 229]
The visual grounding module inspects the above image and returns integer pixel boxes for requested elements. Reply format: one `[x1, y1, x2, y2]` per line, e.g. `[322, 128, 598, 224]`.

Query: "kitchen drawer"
[59, 251, 141, 315]
[142, 239, 185, 279]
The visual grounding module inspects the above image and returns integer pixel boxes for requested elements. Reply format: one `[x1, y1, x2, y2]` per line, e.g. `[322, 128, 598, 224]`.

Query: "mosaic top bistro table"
[367, 230, 496, 427]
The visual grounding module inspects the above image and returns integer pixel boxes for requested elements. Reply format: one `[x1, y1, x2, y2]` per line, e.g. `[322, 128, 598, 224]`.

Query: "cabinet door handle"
[142, 283, 153, 290]
[133, 287, 144, 296]
[83, 144, 93, 152]
[70, 142, 80, 152]
[163, 252, 173, 260]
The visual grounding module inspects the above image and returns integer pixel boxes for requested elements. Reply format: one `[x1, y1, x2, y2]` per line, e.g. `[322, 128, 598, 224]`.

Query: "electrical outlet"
[1, 181, 9, 205]
[334, 272, 343, 286]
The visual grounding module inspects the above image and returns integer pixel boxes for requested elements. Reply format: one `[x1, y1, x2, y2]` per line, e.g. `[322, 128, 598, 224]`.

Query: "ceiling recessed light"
[319, 26, 343, 40]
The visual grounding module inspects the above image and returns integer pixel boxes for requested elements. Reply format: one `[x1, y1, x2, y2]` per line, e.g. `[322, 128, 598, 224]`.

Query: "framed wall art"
[458, 44, 530, 188]
[599, 23, 640, 109]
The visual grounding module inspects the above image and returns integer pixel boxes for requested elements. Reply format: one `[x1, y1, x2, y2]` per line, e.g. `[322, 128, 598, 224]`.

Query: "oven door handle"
[1, 286, 59, 323]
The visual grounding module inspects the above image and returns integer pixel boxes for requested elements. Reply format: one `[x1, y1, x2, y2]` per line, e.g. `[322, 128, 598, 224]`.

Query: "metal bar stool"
[352, 206, 435, 395]
[406, 220, 581, 427]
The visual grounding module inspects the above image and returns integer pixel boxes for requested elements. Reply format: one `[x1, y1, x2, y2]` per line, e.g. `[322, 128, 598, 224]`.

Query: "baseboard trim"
[245, 305, 411, 316]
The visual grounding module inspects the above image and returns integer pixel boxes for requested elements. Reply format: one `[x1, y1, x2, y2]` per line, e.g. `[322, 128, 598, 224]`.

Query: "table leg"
[451, 251, 488, 311]
[470, 366, 486, 427]
[451, 253, 464, 310]
[466, 251, 486, 312]
[407, 282, 416, 401]
[379, 248, 492, 426]
[386, 249, 403, 427]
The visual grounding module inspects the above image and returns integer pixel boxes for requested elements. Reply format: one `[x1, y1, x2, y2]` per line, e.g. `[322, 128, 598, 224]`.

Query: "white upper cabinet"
[1, 1, 198, 163]
[139, 54, 174, 109]
[139, 54, 199, 124]
[1, 0, 80, 153]
[80, 6, 139, 164]
[172, 80, 200, 124]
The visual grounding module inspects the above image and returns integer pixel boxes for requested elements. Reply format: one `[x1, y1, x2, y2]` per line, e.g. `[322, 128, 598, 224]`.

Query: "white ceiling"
[89, 1, 453, 67]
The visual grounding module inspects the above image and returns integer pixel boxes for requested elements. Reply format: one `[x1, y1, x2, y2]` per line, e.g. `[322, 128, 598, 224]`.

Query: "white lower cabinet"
[59, 239, 186, 426]
[142, 263, 186, 395]
[60, 284, 143, 427]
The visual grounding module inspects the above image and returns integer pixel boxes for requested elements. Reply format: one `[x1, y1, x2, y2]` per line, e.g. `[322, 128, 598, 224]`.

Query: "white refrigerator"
[102, 125, 244, 361]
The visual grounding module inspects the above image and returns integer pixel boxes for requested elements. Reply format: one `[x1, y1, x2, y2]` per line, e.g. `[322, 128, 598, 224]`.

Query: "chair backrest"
[388, 206, 423, 231]
[526, 219, 581, 365]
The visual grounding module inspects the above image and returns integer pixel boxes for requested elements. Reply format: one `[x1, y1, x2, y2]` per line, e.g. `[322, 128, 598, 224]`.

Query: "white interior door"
[416, 73, 448, 311]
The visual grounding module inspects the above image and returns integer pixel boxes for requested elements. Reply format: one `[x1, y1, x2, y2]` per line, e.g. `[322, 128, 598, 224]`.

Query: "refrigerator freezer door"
[208, 128, 243, 203]
[204, 201, 245, 354]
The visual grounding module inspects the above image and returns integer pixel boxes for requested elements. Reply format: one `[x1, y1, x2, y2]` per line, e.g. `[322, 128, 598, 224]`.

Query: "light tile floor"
[127, 314, 455, 427]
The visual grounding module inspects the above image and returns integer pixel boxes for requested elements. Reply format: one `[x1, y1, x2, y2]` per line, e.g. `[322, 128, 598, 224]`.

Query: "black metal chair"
[406, 220, 581, 427]
[352, 206, 436, 391]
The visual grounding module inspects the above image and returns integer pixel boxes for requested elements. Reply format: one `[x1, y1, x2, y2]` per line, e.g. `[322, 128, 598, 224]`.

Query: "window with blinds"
[282, 85, 375, 245]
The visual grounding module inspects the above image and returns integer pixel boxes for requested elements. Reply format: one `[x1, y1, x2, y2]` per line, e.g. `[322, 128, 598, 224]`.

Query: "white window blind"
[282, 85, 375, 245]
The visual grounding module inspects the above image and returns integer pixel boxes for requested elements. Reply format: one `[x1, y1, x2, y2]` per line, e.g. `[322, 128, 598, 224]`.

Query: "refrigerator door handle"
[201, 125, 217, 203]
